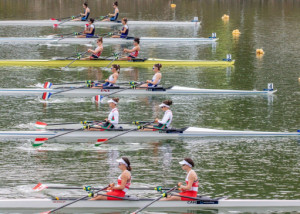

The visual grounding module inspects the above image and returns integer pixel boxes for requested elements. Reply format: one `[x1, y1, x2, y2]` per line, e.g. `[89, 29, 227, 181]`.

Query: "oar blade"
[43, 82, 53, 89]
[95, 138, 108, 146]
[42, 92, 52, 101]
[40, 211, 51, 214]
[33, 183, 48, 191]
[35, 121, 47, 129]
[50, 18, 56, 21]
[33, 138, 48, 147]
[93, 95, 104, 103]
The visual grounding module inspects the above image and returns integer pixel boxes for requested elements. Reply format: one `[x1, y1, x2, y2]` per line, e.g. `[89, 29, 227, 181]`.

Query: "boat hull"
[0, 127, 298, 140]
[0, 198, 300, 209]
[0, 20, 201, 27]
[0, 86, 276, 96]
[0, 37, 217, 44]
[0, 59, 234, 67]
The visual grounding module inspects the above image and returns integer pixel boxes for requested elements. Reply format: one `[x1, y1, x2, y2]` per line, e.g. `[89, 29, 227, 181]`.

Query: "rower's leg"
[160, 195, 181, 201]
[90, 195, 107, 200]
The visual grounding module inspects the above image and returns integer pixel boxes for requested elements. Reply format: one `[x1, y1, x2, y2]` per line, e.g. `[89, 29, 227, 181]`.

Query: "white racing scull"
[0, 127, 299, 140]
[0, 197, 300, 209]
[0, 19, 201, 27]
[0, 36, 217, 44]
[0, 85, 276, 97]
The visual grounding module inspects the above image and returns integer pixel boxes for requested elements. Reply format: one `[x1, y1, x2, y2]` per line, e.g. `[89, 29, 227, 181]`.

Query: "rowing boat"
[0, 58, 234, 67]
[0, 20, 201, 27]
[0, 197, 300, 209]
[0, 36, 217, 44]
[0, 85, 276, 96]
[0, 127, 299, 140]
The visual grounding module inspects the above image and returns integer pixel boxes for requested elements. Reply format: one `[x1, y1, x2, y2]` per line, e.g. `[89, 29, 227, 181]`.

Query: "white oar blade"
[35, 121, 47, 129]
[43, 82, 53, 89]
[42, 92, 52, 101]
[33, 183, 48, 191]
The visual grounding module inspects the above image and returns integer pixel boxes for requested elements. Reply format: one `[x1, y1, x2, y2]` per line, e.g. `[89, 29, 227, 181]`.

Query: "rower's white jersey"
[107, 74, 115, 86]
[152, 73, 161, 85]
[186, 170, 199, 192]
[108, 108, 119, 126]
[159, 109, 173, 128]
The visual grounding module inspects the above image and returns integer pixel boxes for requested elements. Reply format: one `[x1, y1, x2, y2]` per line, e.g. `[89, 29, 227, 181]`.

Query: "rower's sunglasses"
[152, 67, 155, 70]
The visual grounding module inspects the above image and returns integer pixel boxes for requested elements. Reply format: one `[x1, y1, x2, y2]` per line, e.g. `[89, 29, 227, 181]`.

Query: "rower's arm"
[124, 46, 137, 53]
[108, 74, 118, 84]
[90, 46, 103, 55]
[112, 172, 129, 190]
[158, 111, 170, 124]
[86, 26, 94, 34]
[120, 26, 127, 33]
[149, 73, 161, 85]
[181, 173, 196, 191]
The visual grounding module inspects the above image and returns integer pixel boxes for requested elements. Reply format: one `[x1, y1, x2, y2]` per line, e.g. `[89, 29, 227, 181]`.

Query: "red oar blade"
[35, 121, 47, 129]
[32, 138, 49, 147]
[33, 183, 48, 191]
[42, 92, 52, 101]
[40, 211, 51, 214]
[50, 18, 56, 21]
[95, 138, 108, 146]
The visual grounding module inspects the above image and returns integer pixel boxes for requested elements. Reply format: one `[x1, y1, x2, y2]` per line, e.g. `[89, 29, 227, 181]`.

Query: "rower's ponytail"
[97, 37, 103, 44]
[112, 97, 119, 103]
[163, 100, 172, 106]
[114, 1, 118, 6]
[154, 63, 162, 70]
[112, 64, 121, 73]
[122, 157, 131, 171]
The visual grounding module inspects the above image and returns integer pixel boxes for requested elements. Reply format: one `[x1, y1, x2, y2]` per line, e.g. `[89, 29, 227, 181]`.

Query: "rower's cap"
[159, 103, 170, 108]
[108, 99, 118, 105]
[116, 158, 128, 167]
[179, 160, 192, 168]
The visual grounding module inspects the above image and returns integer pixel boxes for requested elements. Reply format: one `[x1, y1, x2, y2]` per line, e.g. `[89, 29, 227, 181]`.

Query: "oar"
[41, 85, 87, 101]
[40, 186, 109, 214]
[33, 183, 172, 192]
[61, 51, 88, 69]
[94, 121, 153, 146]
[50, 15, 79, 21]
[131, 186, 177, 214]
[93, 81, 143, 103]
[104, 52, 121, 68]
[96, 15, 109, 21]
[33, 127, 83, 147]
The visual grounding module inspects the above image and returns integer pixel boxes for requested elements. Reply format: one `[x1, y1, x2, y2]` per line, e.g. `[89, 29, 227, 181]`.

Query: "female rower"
[77, 18, 95, 38]
[112, 18, 129, 38]
[123, 37, 140, 59]
[102, 1, 119, 22]
[91, 157, 131, 200]
[73, 2, 90, 21]
[140, 64, 162, 88]
[83, 37, 103, 60]
[161, 158, 198, 201]
[93, 64, 120, 88]
[89, 97, 120, 130]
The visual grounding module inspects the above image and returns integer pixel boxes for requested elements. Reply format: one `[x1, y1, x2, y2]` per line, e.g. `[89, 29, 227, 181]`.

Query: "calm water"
[0, 0, 300, 214]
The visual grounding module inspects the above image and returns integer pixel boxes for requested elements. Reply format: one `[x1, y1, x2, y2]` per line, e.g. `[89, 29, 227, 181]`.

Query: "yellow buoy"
[171, 3, 176, 8]
[256, 48, 264, 55]
[232, 29, 241, 35]
[222, 14, 229, 20]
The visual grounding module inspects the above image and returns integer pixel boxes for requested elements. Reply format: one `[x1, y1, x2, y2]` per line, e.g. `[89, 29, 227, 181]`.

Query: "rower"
[102, 1, 119, 22]
[93, 64, 120, 88]
[91, 157, 131, 200]
[112, 18, 129, 38]
[140, 64, 162, 88]
[73, 2, 90, 21]
[89, 97, 120, 130]
[123, 37, 140, 60]
[77, 18, 95, 38]
[161, 158, 198, 201]
[82, 37, 104, 60]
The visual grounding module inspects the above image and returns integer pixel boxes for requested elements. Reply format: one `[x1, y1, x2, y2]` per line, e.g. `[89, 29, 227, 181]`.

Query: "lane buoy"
[171, 3, 176, 8]
[256, 48, 264, 55]
[222, 14, 229, 20]
[232, 29, 241, 35]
